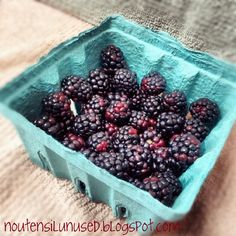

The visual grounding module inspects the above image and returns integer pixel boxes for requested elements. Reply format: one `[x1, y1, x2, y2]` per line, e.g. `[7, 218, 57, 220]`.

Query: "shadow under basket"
[1, 15, 236, 234]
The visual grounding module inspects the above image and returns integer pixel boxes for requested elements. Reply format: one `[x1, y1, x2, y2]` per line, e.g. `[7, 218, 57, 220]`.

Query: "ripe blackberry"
[120, 145, 153, 178]
[101, 45, 127, 76]
[81, 95, 108, 116]
[112, 126, 139, 151]
[141, 95, 164, 118]
[73, 113, 104, 138]
[81, 148, 98, 161]
[60, 111, 75, 132]
[130, 90, 146, 110]
[140, 129, 165, 151]
[62, 133, 85, 151]
[163, 90, 187, 115]
[141, 72, 166, 96]
[168, 133, 201, 176]
[130, 170, 182, 206]
[90, 152, 130, 180]
[34, 115, 65, 139]
[128, 110, 150, 131]
[156, 112, 185, 138]
[183, 118, 210, 142]
[107, 92, 130, 105]
[87, 68, 110, 95]
[87, 132, 111, 152]
[152, 147, 170, 173]
[61, 75, 92, 102]
[105, 101, 131, 125]
[189, 98, 220, 127]
[112, 69, 138, 96]
[42, 92, 71, 118]
[105, 122, 119, 136]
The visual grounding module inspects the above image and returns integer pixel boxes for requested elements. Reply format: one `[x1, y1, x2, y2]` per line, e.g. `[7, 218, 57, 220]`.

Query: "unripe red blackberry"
[62, 133, 85, 151]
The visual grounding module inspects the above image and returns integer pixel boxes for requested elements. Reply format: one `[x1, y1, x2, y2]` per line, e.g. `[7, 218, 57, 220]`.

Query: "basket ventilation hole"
[77, 180, 86, 194]
[116, 205, 128, 219]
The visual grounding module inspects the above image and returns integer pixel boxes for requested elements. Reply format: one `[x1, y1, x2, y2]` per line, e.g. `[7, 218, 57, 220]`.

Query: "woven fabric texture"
[1, 0, 236, 236]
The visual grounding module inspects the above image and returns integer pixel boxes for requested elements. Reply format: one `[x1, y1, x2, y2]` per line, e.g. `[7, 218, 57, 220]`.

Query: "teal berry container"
[1, 15, 236, 234]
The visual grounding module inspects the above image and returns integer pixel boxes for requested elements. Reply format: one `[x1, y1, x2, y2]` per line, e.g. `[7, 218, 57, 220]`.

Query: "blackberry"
[141, 72, 166, 96]
[62, 133, 85, 151]
[163, 90, 187, 115]
[60, 111, 75, 132]
[140, 129, 165, 151]
[120, 145, 153, 178]
[131, 170, 182, 206]
[112, 126, 139, 151]
[73, 113, 104, 138]
[112, 69, 138, 96]
[81, 148, 98, 161]
[107, 92, 130, 105]
[152, 147, 170, 173]
[42, 92, 71, 118]
[156, 112, 185, 138]
[101, 45, 127, 76]
[61, 75, 92, 102]
[183, 118, 210, 142]
[189, 98, 220, 127]
[128, 110, 150, 131]
[34, 115, 65, 138]
[130, 90, 146, 110]
[87, 68, 110, 95]
[141, 95, 164, 118]
[105, 100, 131, 125]
[87, 132, 111, 152]
[90, 152, 130, 180]
[168, 133, 201, 176]
[81, 95, 108, 116]
[105, 122, 119, 136]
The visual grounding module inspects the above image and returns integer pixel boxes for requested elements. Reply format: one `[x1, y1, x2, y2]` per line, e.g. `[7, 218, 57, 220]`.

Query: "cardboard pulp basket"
[1, 15, 236, 233]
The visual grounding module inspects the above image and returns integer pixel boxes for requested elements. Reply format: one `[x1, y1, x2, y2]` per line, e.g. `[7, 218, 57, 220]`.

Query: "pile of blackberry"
[33, 45, 220, 206]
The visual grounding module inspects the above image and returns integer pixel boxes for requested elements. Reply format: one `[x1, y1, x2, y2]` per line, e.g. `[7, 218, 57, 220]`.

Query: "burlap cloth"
[0, 0, 236, 235]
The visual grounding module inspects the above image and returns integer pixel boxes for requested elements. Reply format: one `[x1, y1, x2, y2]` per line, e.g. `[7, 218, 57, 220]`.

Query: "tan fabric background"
[0, 0, 236, 235]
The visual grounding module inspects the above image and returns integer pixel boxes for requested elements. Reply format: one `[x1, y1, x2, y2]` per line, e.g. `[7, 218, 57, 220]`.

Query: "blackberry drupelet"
[105, 122, 119, 136]
[42, 92, 71, 118]
[141, 95, 164, 118]
[120, 145, 153, 178]
[189, 98, 220, 127]
[34, 115, 65, 139]
[101, 45, 127, 76]
[130, 170, 182, 206]
[130, 90, 146, 110]
[112, 69, 138, 96]
[62, 133, 85, 151]
[87, 68, 110, 95]
[163, 90, 187, 115]
[140, 129, 165, 151]
[168, 133, 201, 176]
[87, 132, 111, 152]
[141, 72, 166, 96]
[183, 118, 210, 142]
[112, 126, 139, 151]
[73, 113, 104, 138]
[90, 152, 130, 180]
[105, 100, 131, 125]
[81, 94, 108, 116]
[156, 112, 185, 138]
[128, 110, 150, 131]
[61, 75, 92, 102]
